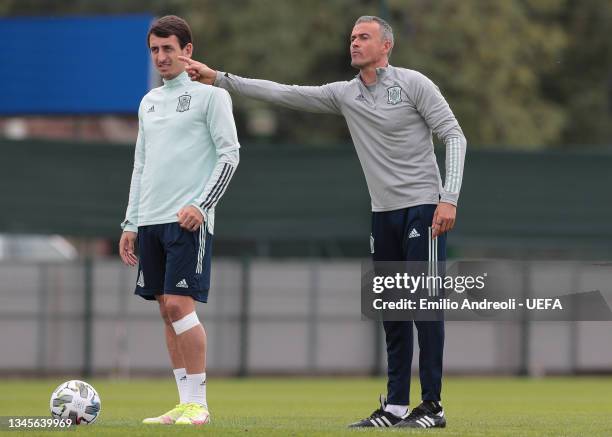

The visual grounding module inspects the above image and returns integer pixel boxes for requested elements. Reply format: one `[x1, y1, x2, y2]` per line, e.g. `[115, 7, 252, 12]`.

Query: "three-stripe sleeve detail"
[444, 137, 462, 194]
[200, 163, 235, 211]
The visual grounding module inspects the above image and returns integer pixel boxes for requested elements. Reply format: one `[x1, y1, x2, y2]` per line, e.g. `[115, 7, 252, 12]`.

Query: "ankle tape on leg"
[172, 311, 200, 335]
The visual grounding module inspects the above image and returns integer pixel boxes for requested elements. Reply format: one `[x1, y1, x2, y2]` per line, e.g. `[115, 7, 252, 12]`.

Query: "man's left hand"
[177, 206, 204, 232]
[431, 202, 456, 238]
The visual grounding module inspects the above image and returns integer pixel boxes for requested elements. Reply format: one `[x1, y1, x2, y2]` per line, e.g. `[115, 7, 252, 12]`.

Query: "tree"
[389, 0, 567, 148]
[4, 0, 610, 148]
[555, 0, 612, 146]
[184, 0, 357, 145]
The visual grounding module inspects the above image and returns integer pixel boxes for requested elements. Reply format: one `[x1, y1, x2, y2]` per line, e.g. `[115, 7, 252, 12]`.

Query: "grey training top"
[214, 65, 466, 211]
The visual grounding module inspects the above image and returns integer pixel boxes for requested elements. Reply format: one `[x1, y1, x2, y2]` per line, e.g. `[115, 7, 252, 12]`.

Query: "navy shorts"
[135, 222, 213, 303]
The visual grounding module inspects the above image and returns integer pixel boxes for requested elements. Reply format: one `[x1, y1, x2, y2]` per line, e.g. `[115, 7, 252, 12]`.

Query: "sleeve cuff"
[121, 220, 138, 233]
[439, 195, 458, 206]
[190, 203, 208, 222]
[213, 71, 226, 87]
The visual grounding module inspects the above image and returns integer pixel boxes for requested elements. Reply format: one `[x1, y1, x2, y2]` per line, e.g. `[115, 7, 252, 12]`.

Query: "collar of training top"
[162, 70, 191, 88]
[355, 64, 392, 82]
[375, 65, 390, 76]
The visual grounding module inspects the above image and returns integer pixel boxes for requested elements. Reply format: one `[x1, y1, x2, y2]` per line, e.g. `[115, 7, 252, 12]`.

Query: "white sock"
[185, 372, 207, 407]
[172, 368, 188, 404]
[384, 403, 408, 418]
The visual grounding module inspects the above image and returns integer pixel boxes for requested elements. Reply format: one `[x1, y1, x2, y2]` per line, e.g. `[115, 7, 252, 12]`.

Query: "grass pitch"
[1, 377, 611, 436]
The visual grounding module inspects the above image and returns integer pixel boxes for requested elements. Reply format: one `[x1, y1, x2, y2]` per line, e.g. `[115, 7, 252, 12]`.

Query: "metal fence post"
[37, 263, 49, 376]
[82, 257, 93, 378]
[307, 260, 319, 372]
[238, 256, 251, 377]
[568, 263, 581, 375]
[518, 261, 531, 376]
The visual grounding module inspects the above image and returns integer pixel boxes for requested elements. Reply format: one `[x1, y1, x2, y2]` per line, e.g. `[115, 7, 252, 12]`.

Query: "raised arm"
[179, 56, 344, 115]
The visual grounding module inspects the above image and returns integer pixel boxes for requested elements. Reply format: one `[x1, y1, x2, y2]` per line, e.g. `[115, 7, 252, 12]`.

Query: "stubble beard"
[351, 58, 366, 69]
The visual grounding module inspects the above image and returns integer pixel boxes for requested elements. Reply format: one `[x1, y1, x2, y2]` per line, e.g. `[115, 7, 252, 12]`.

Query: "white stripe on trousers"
[428, 227, 438, 297]
[196, 225, 206, 274]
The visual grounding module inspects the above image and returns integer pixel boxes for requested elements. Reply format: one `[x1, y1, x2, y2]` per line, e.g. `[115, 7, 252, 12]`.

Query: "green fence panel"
[1, 139, 610, 253]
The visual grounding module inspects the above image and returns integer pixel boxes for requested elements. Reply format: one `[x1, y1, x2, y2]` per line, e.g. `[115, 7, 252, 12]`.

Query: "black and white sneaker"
[396, 401, 446, 429]
[347, 395, 407, 428]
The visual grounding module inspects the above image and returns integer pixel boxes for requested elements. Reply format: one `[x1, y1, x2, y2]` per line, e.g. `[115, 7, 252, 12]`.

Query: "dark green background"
[2, 139, 610, 257]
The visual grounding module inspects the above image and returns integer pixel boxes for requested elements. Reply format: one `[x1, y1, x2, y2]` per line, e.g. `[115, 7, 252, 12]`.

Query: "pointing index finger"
[178, 55, 192, 64]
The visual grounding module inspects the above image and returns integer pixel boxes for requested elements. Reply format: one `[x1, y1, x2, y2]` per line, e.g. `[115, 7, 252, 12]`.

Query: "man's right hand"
[178, 56, 217, 85]
[119, 231, 138, 267]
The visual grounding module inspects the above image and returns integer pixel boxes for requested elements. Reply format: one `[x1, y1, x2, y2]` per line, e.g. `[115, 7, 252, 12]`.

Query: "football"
[49, 380, 101, 425]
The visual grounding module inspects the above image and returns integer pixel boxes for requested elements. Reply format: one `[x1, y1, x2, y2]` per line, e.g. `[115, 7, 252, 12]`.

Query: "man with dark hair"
[119, 14, 240, 426]
[181, 15, 466, 429]
[147, 14, 193, 49]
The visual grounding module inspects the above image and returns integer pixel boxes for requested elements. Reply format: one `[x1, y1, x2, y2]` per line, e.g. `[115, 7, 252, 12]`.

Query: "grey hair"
[355, 15, 394, 58]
